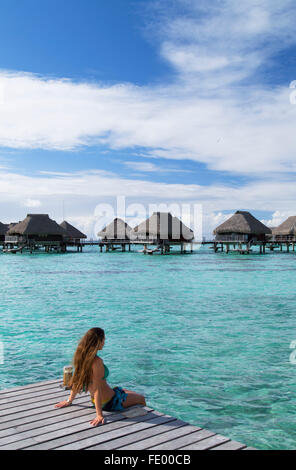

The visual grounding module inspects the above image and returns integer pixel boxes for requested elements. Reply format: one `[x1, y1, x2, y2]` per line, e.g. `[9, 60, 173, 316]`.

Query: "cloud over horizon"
[0, 167, 295, 237]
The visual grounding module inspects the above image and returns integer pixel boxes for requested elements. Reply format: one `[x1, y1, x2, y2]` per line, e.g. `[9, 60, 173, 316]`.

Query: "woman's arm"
[54, 389, 77, 408]
[89, 357, 105, 426]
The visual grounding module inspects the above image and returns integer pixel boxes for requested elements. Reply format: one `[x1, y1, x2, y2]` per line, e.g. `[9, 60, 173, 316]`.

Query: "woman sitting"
[54, 327, 146, 426]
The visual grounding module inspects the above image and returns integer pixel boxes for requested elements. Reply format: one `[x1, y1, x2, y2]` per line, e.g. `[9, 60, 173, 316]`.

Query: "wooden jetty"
[0, 379, 255, 450]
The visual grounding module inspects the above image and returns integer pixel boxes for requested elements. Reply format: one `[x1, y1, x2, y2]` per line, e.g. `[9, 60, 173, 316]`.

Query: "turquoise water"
[1, 246, 296, 449]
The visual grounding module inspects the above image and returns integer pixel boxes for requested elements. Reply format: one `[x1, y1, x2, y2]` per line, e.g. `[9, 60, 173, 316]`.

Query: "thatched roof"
[97, 218, 132, 240]
[272, 216, 296, 235]
[133, 212, 194, 241]
[0, 222, 9, 236]
[60, 221, 87, 239]
[213, 211, 271, 235]
[8, 214, 66, 236]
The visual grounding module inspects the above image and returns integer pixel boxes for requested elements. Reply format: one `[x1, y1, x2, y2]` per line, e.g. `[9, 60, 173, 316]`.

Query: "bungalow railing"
[5, 236, 20, 243]
[272, 236, 296, 242]
[215, 235, 249, 242]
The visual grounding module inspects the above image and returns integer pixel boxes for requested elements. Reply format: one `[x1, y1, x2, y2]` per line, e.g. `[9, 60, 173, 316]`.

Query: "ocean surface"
[1, 245, 296, 450]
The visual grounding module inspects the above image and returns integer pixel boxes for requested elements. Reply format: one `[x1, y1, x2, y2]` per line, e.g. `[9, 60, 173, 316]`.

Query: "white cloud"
[22, 198, 41, 208]
[0, 2, 295, 176]
[124, 161, 162, 172]
[0, 70, 295, 176]
[261, 210, 296, 228]
[123, 161, 190, 173]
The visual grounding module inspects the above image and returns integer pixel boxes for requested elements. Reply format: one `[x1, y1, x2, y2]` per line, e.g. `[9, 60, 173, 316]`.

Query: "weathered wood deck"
[0, 379, 256, 450]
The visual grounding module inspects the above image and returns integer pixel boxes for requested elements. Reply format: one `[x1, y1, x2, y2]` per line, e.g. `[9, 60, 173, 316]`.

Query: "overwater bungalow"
[97, 218, 133, 251]
[5, 214, 67, 252]
[133, 212, 194, 242]
[98, 218, 132, 241]
[213, 211, 271, 243]
[8, 222, 18, 230]
[0, 222, 9, 243]
[60, 221, 87, 244]
[272, 216, 296, 242]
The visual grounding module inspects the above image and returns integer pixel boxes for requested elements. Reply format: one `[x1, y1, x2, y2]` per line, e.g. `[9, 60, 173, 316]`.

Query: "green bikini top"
[103, 363, 109, 380]
[82, 360, 109, 392]
[97, 352, 109, 380]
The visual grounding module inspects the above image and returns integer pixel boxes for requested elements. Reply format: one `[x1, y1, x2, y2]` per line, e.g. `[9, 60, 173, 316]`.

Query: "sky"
[0, 0, 296, 237]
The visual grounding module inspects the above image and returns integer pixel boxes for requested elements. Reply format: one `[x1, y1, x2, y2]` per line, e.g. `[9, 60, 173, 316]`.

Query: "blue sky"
[0, 0, 170, 84]
[0, 0, 296, 236]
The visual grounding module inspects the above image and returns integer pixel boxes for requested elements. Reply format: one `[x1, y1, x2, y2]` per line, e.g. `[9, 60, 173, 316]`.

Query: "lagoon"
[0, 246, 296, 449]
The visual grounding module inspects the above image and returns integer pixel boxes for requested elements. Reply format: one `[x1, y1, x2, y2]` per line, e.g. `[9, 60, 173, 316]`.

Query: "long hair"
[70, 327, 105, 394]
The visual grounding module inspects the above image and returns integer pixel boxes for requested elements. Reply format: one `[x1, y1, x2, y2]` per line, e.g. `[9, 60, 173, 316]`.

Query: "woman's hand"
[90, 415, 105, 427]
[54, 400, 71, 408]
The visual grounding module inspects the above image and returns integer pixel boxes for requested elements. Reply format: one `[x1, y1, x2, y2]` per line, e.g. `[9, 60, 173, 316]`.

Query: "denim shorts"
[102, 387, 128, 411]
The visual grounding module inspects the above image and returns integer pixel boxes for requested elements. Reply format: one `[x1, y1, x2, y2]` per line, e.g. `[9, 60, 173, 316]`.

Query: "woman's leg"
[122, 389, 146, 408]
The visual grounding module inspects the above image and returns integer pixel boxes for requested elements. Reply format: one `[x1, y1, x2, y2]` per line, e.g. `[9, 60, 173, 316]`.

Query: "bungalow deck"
[0, 379, 256, 450]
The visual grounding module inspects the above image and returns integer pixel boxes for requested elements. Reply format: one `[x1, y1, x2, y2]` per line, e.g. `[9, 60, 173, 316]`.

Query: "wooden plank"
[89, 419, 190, 450]
[0, 389, 72, 417]
[10, 408, 156, 450]
[0, 412, 129, 450]
[0, 394, 91, 427]
[0, 382, 65, 404]
[55, 413, 175, 450]
[0, 396, 91, 431]
[120, 424, 199, 450]
[180, 434, 230, 450]
[148, 429, 215, 450]
[0, 381, 63, 400]
[0, 390, 69, 412]
[0, 405, 96, 439]
[211, 440, 246, 450]
[0, 388, 70, 413]
[0, 408, 98, 447]
[0, 379, 61, 395]
[0, 404, 152, 445]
